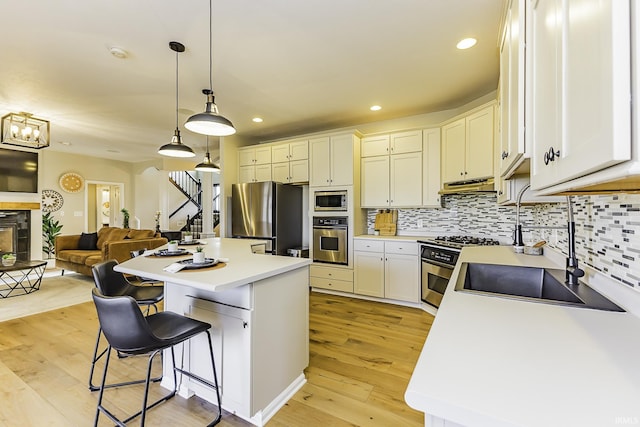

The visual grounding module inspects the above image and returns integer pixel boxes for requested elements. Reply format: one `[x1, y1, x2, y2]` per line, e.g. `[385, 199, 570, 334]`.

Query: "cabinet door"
[390, 130, 422, 154]
[423, 128, 441, 207]
[385, 253, 419, 303]
[361, 135, 390, 157]
[289, 140, 309, 161]
[441, 118, 466, 183]
[361, 156, 390, 207]
[189, 301, 251, 416]
[465, 105, 494, 181]
[238, 148, 255, 166]
[390, 152, 422, 207]
[271, 144, 290, 163]
[271, 162, 289, 183]
[254, 164, 272, 182]
[330, 134, 354, 186]
[254, 146, 272, 165]
[309, 137, 331, 186]
[239, 166, 255, 183]
[354, 251, 385, 297]
[289, 159, 308, 183]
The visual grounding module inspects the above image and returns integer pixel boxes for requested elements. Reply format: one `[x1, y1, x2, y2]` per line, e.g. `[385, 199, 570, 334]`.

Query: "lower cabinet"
[310, 264, 353, 293]
[354, 239, 419, 303]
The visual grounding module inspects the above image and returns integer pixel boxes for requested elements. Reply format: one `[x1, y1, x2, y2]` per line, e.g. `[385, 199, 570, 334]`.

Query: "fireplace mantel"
[0, 202, 40, 210]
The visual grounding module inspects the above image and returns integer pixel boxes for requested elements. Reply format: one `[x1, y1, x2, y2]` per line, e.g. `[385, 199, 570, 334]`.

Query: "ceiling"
[0, 0, 504, 163]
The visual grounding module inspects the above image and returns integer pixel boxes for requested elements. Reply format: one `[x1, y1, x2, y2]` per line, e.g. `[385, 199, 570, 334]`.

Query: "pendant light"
[184, 0, 236, 137]
[195, 136, 220, 172]
[158, 41, 196, 157]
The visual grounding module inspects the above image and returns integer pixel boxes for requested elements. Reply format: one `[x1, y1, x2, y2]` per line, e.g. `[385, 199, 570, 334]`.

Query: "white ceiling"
[0, 0, 504, 163]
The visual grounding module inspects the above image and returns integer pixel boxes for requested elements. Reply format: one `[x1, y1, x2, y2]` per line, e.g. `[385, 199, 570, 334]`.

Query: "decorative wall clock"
[59, 172, 84, 193]
[41, 189, 64, 212]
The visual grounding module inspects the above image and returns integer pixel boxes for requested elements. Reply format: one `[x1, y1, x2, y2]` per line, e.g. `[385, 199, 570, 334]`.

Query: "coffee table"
[0, 260, 48, 298]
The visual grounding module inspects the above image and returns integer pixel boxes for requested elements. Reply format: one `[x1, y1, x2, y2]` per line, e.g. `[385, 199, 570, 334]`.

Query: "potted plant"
[193, 246, 205, 264]
[2, 253, 16, 267]
[121, 208, 130, 228]
[42, 211, 63, 259]
[183, 231, 193, 243]
[167, 240, 179, 252]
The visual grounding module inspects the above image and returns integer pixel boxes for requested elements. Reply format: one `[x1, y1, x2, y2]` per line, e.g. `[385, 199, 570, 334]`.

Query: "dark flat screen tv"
[0, 148, 39, 193]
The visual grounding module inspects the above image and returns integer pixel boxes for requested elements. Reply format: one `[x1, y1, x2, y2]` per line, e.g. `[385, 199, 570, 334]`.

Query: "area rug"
[0, 272, 94, 322]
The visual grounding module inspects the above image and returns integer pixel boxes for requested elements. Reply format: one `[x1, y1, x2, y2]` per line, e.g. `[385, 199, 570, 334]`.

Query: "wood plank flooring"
[0, 291, 433, 426]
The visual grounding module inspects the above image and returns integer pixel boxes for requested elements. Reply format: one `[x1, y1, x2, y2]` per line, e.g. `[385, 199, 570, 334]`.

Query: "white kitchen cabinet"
[442, 103, 495, 184]
[309, 133, 358, 187]
[527, 0, 632, 192]
[271, 139, 308, 163]
[361, 130, 422, 158]
[499, 0, 527, 179]
[422, 128, 442, 207]
[310, 264, 353, 293]
[353, 239, 419, 303]
[238, 145, 271, 167]
[272, 159, 308, 183]
[361, 131, 422, 208]
[239, 163, 272, 183]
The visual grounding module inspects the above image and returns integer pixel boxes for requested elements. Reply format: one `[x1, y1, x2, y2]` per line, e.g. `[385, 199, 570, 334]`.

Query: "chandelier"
[1, 112, 50, 149]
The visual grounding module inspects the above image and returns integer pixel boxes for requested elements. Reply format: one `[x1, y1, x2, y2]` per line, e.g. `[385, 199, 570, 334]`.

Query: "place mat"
[178, 240, 204, 246]
[151, 249, 190, 257]
[178, 260, 227, 272]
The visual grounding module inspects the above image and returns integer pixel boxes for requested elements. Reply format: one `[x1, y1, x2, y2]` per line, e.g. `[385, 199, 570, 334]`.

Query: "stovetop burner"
[435, 235, 501, 246]
[419, 235, 502, 249]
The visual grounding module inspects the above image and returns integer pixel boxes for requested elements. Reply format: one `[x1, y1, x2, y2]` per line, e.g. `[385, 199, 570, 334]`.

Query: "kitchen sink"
[455, 263, 624, 312]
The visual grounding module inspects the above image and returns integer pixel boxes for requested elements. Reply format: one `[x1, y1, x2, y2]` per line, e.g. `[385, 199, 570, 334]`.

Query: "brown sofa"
[55, 226, 168, 276]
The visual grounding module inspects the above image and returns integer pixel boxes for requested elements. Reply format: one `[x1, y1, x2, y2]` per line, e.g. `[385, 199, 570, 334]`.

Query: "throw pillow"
[78, 232, 98, 250]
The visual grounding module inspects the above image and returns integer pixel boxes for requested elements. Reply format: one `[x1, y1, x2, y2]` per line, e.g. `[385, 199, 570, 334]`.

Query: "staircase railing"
[168, 173, 221, 237]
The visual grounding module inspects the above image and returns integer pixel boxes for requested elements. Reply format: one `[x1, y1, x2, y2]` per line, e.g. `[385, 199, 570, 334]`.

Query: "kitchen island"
[405, 246, 640, 427]
[114, 237, 311, 427]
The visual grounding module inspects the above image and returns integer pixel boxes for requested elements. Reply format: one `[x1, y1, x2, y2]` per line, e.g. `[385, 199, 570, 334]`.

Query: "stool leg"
[88, 326, 107, 391]
[205, 331, 222, 427]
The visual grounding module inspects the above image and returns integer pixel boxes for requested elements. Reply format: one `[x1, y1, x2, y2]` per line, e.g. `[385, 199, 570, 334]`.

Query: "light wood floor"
[0, 291, 433, 426]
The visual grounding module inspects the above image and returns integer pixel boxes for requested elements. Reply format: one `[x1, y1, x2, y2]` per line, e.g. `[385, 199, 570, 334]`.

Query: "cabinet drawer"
[354, 239, 385, 252]
[384, 241, 418, 255]
[310, 276, 354, 293]
[310, 265, 353, 281]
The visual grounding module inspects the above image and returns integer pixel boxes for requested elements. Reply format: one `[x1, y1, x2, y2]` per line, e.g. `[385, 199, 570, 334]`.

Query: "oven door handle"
[421, 258, 455, 270]
[313, 225, 348, 230]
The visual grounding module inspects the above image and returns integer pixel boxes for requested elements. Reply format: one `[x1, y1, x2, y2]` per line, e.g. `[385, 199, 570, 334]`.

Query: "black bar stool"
[88, 259, 164, 391]
[91, 288, 222, 426]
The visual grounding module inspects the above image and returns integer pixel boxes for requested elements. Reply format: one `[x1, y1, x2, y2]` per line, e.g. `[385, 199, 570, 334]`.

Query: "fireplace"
[0, 210, 31, 261]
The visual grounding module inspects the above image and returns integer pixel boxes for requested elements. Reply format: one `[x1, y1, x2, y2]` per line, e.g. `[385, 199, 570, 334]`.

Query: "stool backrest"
[91, 288, 161, 354]
[92, 260, 132, 296]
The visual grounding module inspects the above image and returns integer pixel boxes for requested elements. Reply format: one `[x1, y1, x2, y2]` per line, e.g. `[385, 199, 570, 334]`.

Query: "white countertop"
[405, 246, 640, 427]
[114, 237, 311, 292]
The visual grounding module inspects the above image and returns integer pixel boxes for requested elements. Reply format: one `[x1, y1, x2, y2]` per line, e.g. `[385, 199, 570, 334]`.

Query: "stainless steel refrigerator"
[231, 181, 302, 255]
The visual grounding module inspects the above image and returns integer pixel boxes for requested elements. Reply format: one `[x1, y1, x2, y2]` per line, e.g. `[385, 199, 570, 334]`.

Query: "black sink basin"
[455, 263, 624, 312]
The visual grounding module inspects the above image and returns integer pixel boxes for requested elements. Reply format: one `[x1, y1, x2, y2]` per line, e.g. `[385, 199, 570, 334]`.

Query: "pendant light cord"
[209, 0, 213, 92]
[175, 46, 180, 129]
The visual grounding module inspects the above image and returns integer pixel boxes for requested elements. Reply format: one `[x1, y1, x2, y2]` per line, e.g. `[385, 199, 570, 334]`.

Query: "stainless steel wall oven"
[312, 216, 348, 265]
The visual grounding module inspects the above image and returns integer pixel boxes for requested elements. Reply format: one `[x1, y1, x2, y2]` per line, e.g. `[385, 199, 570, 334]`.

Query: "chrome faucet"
[514, 184, 585, 285]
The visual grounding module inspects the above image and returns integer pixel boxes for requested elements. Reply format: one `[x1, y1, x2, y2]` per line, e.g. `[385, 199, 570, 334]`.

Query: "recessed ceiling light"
[370, 105, 382, 111]
[109, 46, 129, 59]
[58, 141, 71, 146]
[252, 117, 263, 123]
[456, 38, 477, 50]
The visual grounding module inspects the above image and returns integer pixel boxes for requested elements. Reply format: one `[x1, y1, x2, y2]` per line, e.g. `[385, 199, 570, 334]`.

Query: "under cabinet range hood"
[439, 178, 496, 195]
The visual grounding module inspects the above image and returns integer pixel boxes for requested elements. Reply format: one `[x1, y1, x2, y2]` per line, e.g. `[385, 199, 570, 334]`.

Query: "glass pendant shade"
[185, 90, 236, 137]
[158, 129, 195, 157]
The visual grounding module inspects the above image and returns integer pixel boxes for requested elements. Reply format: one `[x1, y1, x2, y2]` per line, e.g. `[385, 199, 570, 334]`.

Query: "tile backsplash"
[367, 193, 640, 290]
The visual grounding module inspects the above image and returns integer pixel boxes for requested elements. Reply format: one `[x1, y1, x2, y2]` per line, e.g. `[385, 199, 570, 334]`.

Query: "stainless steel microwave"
[314, 190, 347, 211]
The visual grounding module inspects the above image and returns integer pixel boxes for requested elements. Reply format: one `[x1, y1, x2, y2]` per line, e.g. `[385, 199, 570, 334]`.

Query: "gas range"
[418, 235, 502, 250]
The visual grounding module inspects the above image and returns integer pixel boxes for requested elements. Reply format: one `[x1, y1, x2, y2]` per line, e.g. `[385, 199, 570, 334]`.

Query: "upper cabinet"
[238, 146, 272, 183]
[422, 128, 441, 207]
[527, 0, 635, 193]
[361, 130, 422, 207]
[309, 133, 360, 187]
[499, 0, 527, 179]
[442, 103, 495, 184]
[271, 140, 309, 184]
